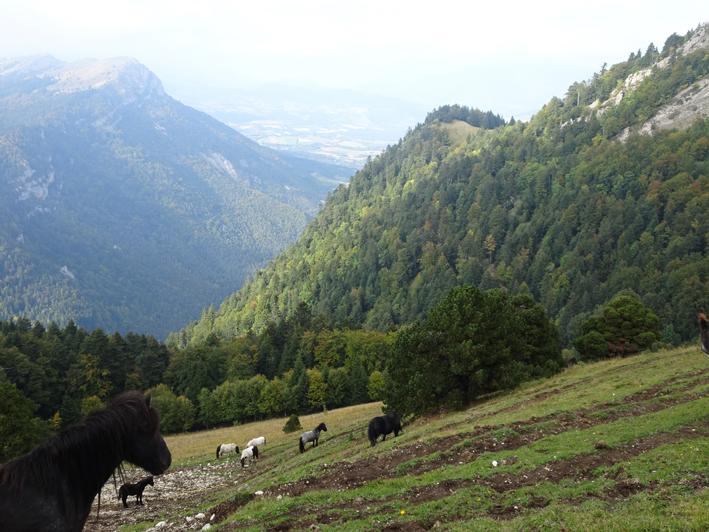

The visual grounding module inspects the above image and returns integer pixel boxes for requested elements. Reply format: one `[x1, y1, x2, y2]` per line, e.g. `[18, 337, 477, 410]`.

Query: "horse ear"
[144, 394, 152, 407]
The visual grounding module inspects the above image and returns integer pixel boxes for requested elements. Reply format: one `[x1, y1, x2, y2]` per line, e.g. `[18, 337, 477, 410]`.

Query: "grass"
[164, 401, 384, 464]
[131, 346, 709, 531]
[437, 120, 480, 145]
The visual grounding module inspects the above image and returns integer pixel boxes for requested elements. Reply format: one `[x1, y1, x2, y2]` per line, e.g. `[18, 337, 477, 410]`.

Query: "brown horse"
[699, 308, 709, 356]
[119, 476, 154, 507]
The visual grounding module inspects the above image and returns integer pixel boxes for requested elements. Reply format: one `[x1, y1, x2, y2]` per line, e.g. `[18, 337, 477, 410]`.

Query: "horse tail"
[299, 437, 305, 453]
[216, 445, 221, 459]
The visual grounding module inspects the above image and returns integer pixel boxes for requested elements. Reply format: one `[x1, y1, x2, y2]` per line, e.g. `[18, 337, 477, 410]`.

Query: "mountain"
[0, 55, 350, 338]
[170, 23, 709, 350]
[167, 83, 430, 168]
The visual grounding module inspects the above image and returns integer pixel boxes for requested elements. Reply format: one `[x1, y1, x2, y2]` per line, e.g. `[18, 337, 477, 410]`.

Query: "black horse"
[368, 411, 402, 447]
[0, 391, 172, 532]
[299, 422, 327, 453]
[119, 476, 154, 508]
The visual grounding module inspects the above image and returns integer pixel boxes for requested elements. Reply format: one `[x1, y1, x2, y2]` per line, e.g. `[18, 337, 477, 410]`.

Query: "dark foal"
[119, 476, 154, 508]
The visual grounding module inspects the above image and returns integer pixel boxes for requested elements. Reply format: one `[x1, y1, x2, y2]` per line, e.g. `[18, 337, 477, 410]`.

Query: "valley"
[168, 83, 429, 168]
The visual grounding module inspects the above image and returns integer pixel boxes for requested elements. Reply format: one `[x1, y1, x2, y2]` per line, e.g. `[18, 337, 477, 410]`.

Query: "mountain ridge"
[0, 55, 350, 338]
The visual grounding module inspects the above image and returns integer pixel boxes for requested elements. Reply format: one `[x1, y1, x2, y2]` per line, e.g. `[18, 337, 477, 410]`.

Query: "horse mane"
[0, 391, 159, 494]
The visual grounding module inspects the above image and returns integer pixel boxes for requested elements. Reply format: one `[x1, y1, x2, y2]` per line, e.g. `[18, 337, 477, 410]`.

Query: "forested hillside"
[171, 24, 709, 349]
[0, 56, 350, 338]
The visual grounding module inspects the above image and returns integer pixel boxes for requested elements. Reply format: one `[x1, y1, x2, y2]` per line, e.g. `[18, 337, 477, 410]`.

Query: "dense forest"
[168, 25, 709, 351]
[0, 306, 397, 459]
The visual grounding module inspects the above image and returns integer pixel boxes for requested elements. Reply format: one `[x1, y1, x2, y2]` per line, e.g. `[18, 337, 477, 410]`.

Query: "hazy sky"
[0, 0, 706, 119]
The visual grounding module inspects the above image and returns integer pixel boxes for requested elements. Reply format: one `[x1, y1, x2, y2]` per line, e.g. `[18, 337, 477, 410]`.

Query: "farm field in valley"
[85, 346, 709, 531]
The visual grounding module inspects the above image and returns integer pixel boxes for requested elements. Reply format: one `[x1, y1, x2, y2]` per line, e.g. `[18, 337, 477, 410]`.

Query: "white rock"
[155, 522, 167, 528]
[492, 461, 498, 467]
[196, 513, 205, 519]
[201, 525, 212, 531]
[255, 490, 264, 495]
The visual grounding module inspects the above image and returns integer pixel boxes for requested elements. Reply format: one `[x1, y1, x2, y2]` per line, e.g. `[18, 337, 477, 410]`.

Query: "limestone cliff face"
[618, 76, 709, 140]
[593, 24, 709, 140]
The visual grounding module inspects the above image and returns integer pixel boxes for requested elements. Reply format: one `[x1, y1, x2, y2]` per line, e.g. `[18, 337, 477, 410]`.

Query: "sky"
[0, 0, 706, 120]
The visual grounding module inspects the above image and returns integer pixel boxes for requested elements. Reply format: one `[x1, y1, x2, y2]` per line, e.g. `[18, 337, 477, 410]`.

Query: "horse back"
[0, 479, 87, 532]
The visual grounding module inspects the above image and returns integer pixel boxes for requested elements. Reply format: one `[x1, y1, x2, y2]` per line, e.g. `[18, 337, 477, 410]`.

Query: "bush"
[383, 285, 564, 415]
[574, 296, 662, 360]
[573, 331, 608, 361]
[283, 414, 302, 433]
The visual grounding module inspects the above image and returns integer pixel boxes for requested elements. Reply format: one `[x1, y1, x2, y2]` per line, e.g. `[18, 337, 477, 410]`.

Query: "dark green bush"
[283, 414, 303, 434]
[383, 285, 564, 415]
[574, 296, 662, 360]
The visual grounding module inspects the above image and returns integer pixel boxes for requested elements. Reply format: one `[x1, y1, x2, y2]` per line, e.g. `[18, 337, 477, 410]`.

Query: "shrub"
[574, 296, 662, 360]
[383, 285, 564, 415]
[573, 331, 608, 361]
[283, 414, 303, 433]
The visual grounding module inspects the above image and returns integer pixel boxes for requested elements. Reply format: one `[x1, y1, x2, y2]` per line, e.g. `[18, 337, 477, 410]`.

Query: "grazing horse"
[299, 422, 327, 453]
[700, 309, 709, 356]
[0, 391, 171, 532]
[368, 412, 402, 447]
[216, 443, 239, 459]
[240, 445, 259, 467]
[247, 436, 266, 448]
[118, 476, 154, 508]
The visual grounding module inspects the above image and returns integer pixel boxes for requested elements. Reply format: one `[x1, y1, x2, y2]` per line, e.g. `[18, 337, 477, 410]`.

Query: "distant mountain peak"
[1, 55, 165, 103]
[40, 57, 165, 99]
[0, 54, 66, 77]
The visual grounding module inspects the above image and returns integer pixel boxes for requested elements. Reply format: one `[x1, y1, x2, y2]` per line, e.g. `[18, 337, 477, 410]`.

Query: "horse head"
[121, 394, 172, 476]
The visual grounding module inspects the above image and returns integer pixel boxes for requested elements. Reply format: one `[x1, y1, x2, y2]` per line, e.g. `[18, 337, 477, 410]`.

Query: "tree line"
[0, 307, 395, 459]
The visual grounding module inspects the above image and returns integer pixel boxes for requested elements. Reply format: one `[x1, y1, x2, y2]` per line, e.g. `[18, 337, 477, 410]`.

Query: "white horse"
[216, 443, 239, 459]
[240, 445, 259, 467]
[247, 436, 266, 448]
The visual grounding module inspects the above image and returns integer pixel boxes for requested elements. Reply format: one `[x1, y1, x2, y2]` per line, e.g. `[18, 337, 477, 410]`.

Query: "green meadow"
[125, 346, 709, 531]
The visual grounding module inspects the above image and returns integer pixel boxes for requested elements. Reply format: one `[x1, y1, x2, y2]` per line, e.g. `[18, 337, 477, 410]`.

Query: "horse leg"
[121, 493, 128, 508]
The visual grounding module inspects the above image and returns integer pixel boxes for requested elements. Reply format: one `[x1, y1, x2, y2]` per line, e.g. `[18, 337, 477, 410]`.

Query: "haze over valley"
[169, 83, 429, 168]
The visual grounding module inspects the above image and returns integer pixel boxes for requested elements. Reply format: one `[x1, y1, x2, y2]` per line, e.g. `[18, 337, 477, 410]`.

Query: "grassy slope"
[150, 347, 709, 531]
